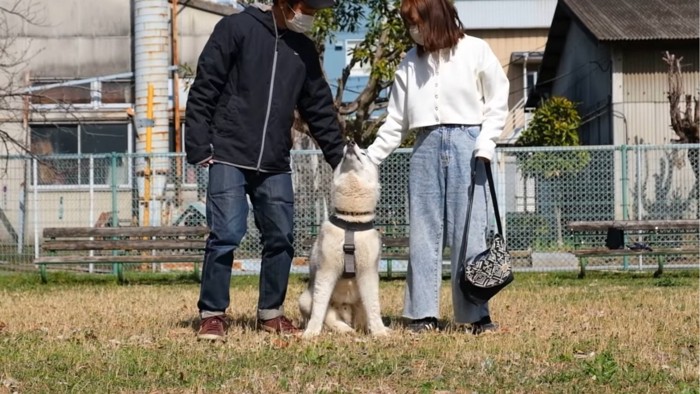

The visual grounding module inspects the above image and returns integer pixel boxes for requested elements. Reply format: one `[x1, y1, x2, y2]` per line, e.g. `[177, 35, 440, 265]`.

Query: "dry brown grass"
[0, 270, 698, 393]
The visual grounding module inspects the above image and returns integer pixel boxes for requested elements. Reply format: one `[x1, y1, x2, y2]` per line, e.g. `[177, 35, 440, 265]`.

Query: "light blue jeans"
[403, 124, 490, 324]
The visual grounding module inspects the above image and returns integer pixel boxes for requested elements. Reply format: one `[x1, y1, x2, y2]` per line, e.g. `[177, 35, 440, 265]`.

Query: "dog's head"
[331, 140, 380, 219]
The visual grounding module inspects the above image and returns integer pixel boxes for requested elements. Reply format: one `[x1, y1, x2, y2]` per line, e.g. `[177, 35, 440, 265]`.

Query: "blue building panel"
[323, 30, 371, 104]
[456, 0, 557, 29]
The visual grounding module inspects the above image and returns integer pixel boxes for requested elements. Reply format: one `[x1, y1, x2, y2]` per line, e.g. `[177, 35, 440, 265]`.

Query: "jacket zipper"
[256, 11, 280, 172]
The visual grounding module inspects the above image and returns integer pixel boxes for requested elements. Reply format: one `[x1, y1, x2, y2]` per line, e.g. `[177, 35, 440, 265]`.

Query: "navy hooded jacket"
[185, 6, 344, 171]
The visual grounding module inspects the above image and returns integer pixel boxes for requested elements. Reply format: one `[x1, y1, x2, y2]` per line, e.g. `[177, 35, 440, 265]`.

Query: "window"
[345, 39, 371, 77]
[30, 123, 131, 186]
[30, 79, 132, 107]
[526, 71, 538, 94]
[101, 81, 133, 104]
[30, 84, 91, 105]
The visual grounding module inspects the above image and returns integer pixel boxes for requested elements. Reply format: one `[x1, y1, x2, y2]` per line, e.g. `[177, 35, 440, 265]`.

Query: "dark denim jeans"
[197, 163, 294, 321]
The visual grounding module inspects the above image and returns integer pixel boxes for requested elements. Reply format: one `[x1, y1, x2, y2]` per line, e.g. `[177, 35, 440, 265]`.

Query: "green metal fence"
[0, 144, 697, 274]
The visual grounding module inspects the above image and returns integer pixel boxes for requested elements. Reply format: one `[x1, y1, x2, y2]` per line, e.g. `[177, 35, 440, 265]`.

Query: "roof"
[563, 0, 699, 41]
[455, 0, 557, 29]
[178, 0, 241, 16]
[526, 0, 699, 107]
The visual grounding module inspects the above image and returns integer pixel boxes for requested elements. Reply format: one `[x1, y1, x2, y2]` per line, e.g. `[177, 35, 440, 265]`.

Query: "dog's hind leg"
[356, 269, 390, 337]
[324, 304, 354, 333]
[351, 302, 368, 333]
[302, 270, 340, 338]
[298, 287, 312, 325]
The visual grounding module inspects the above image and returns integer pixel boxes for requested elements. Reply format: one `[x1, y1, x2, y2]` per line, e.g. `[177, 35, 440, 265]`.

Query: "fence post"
[635, 145, 643, 270]
[111, 152, 121, 277]
[620, 145, 629, 220]
[89, 155, 95, 273]
[620, 145, 629, 270]
[32, 157, 39, 260]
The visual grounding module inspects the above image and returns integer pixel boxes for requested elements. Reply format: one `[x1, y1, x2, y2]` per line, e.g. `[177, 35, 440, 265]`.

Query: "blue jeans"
[198, 163, 294, 321]
[403, 125, 490, 324]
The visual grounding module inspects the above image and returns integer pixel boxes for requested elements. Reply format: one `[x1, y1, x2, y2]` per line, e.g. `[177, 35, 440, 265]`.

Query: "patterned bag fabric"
[458, 158, 514, 305]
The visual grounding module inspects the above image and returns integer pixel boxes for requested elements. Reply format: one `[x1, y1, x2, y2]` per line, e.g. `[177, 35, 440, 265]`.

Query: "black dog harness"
[329, 211, 375, 278]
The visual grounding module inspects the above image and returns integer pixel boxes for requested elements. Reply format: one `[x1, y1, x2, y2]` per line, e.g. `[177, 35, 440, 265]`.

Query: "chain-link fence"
[0, 144, 697, 274]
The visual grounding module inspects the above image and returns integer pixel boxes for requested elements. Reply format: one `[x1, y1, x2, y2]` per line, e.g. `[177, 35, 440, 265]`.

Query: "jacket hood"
[244, 4, 278, 35]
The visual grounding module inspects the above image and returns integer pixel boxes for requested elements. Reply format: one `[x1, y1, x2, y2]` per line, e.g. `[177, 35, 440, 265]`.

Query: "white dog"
[298, 141, 390, 338]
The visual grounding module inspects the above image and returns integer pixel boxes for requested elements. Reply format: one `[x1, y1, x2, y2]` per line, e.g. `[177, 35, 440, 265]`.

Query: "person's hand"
[196, 156, 214, 167]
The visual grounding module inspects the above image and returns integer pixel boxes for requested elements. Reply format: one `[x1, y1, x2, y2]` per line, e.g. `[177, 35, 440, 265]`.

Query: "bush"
[516, 96, 590, 179]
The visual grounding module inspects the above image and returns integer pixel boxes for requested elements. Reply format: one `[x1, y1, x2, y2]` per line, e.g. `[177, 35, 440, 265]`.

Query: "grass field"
[0, 270, 698, 393]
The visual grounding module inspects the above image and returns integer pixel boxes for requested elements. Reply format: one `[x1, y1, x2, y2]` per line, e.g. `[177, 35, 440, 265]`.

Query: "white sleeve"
[474, 44, 509, 160]
[367, 65, 409, 166]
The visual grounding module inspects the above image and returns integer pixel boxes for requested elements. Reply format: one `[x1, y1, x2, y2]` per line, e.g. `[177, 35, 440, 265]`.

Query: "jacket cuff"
[473, 140, 495, 161]
[186, 143, 214, 165]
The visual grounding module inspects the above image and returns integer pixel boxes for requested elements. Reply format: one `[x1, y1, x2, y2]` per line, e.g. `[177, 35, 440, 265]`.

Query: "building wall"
[618, 43, 700, 145]
[323, 30, 369, 105]
[616, 43, 699, 220]
[468, 28, 549, 111]
[550, 21, 612, 145]
[178, 6, 228, 68]
[0, 0, 229, 242]
[9, 0, 225, 79]
[17, 0, 132, 78]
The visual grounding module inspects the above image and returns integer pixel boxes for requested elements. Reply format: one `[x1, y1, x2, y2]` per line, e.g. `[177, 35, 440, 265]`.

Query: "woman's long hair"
[400, 0, 465, 56]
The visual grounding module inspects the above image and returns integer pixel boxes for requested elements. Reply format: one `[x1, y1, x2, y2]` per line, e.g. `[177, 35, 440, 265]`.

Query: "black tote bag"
[457, 157, 514, 305]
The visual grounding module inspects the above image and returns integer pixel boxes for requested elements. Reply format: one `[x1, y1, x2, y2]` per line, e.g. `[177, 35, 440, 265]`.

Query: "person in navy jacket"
[186, 0, 344, 340]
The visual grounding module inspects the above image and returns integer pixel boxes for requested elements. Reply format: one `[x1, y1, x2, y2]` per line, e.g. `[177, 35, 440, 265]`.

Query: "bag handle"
[457, 157, 503, 266]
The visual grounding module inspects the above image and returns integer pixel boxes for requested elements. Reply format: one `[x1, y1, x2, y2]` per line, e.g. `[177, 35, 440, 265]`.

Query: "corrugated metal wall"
[19, 0, 131, 78]
[620, 45, 699, 145]
[622, 47, 699, 103]
[15, 0, 225, 78]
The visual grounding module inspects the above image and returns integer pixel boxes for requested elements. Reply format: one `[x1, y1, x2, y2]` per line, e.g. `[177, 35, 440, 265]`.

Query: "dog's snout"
[347, 139, 356, 147]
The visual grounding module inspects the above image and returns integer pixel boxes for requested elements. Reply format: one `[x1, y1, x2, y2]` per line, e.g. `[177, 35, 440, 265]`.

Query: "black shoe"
[407, 317, 439, 333]
[470, 322, 499, 335]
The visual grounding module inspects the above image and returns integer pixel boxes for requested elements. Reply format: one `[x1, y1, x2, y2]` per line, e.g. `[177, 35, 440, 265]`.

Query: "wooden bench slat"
[571, 248, 698, 257]
[42, 226, 209, 238]
[382, 253, 409, 259]
[35, 255, 204, 264]
[42, 240, 205, 251]
[382, 238, 409, 247]
[567, 219, 700, 231]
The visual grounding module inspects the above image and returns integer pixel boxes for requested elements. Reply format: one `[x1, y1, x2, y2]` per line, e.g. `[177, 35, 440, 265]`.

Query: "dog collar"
[329, 215, 375, 232]
[334, 209, 374, 217]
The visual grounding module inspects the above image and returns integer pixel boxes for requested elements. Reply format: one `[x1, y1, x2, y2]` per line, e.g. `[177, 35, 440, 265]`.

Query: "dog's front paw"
[302, 328, 321, 339]
[371, 327, 391, 337]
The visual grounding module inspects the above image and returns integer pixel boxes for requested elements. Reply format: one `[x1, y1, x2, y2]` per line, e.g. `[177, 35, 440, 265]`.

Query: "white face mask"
[409, 26, 424, 45]
[286, 4, 315, 33]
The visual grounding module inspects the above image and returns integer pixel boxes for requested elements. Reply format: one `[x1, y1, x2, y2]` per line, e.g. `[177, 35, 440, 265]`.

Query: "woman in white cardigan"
[366, 0, 509, 334]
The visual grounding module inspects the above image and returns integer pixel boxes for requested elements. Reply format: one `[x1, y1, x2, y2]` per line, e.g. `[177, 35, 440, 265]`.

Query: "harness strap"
[328, 215, 375, 279]
[342, 230, 356, 278]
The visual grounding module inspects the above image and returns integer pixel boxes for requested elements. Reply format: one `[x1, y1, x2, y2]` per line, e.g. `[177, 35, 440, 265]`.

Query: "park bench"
[35, 226, 209, 283]
[566, 219, 700, 278]
[300, 224, 412, 278]
[302, 224, 531, 277]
